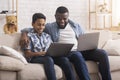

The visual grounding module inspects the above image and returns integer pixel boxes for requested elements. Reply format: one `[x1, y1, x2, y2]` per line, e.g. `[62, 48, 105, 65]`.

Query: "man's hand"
[19, 32, 29, 48]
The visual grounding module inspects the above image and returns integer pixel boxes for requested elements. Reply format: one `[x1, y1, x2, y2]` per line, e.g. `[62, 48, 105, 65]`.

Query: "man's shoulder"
[69, 19, 79, 26]
[69, 19, 85, 33]
[46, 22, 57, 27]
[21, 27, 33, 32]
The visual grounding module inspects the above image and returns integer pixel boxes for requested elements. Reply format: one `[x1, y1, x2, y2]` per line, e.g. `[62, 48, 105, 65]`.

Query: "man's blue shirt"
[44, 19, 84, 42]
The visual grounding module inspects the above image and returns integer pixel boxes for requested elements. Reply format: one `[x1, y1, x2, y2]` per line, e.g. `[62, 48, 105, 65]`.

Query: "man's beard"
[57, 23, 68, 29]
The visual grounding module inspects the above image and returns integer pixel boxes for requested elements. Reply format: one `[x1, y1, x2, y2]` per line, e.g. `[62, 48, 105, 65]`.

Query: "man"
[20, 6, 112, 80]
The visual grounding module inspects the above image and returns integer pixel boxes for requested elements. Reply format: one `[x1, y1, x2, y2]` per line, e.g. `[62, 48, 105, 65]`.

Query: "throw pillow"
[0, 45, 28, 64]
[103, 39, 120, 56]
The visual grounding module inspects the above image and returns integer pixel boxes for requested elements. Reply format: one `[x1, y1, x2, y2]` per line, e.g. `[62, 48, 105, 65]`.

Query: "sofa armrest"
[0, 55, 25, 71]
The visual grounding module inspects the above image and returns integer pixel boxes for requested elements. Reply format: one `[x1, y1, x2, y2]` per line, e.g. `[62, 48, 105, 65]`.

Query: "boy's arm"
[22, 37, 46, 58]
[24, 50, 46, 58]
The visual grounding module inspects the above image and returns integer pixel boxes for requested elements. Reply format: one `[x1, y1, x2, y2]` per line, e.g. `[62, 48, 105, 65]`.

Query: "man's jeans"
[68, 49, 112, 80]
[30, 56, 56, 80]
[53, 57, 76, 80]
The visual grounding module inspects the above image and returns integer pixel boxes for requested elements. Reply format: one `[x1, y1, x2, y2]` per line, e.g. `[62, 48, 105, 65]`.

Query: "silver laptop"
[77, 32, 100, 51]
[46, 43, 74, 57]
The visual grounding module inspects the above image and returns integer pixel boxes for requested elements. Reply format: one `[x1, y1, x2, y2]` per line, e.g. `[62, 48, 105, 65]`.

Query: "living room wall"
[17, 0, 88, 32]
[0, 0, 120, 33]
[0, 0, 89, 33]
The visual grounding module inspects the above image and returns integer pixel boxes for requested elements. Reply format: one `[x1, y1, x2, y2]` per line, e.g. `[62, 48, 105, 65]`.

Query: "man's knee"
[96, 49, 108, 59]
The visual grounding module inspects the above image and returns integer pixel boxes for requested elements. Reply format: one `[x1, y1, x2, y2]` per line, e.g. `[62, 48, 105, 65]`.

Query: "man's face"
[55, 12, 69, 29]
[32, 19, 46, 35]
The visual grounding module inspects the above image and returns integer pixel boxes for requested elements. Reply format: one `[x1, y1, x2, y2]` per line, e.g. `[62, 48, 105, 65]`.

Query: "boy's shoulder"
[42, 32, 51, 36]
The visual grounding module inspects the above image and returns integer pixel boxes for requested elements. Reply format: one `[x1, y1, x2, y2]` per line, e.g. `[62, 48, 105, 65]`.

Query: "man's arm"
[19, 32, 29, 48]
[19, 28, 32, 48]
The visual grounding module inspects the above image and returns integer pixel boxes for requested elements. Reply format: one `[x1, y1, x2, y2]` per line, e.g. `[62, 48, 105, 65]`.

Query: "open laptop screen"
[77, 32, 100, 51]
[46, 43, 74, 57]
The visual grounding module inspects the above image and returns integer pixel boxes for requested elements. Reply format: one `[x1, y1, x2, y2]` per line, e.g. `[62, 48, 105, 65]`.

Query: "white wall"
[17, 0, 89, 32]
[0, 0, 89, 33]
[112, 0, 120, 26]
[0, 0, 119, 33]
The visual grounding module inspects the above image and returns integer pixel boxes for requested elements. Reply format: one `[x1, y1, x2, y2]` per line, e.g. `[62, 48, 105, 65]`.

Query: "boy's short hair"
[55, 6, 69, 14]
[32, 13, 46, 23]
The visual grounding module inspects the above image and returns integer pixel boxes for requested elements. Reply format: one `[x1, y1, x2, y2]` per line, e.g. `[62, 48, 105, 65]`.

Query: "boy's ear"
[55, 14, 56, 18]
[32, 23, 34, 28]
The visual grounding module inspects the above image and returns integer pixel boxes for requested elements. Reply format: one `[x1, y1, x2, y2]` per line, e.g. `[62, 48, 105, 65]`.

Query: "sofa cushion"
[86, 61, 99, 73]
[0, 56, 24, 71]
[0, 45, 28, 64]
[98, 30, 112, 49]
[109, 56, 120, 72]
[18, 63, 63, 80]
[103, 39, 120, 56]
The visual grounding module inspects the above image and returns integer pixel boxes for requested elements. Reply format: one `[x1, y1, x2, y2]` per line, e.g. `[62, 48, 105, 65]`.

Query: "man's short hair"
[32, 13, 46, 23]
[55, 6, 69, 14]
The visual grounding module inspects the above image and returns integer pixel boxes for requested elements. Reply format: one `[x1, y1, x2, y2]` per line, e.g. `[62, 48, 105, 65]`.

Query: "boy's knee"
[45, 56, 54, 63]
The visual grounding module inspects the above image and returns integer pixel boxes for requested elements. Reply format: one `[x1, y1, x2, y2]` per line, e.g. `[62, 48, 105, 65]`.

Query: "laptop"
[46, 43, 74, 57]
[77, 32, 100, 51]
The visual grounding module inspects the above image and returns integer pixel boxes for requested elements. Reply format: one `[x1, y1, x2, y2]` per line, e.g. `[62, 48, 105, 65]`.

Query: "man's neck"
[57, 23, 68, 29]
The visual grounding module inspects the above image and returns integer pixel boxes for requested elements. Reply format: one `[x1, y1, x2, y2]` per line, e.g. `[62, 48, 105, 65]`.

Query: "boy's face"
[32, 19, 46, 34]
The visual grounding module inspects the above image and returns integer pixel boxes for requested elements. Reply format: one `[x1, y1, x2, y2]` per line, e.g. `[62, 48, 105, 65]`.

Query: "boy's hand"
[40, 51, 46, 56]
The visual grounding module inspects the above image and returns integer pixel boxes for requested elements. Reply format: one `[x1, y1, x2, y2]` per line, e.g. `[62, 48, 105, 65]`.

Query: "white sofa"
[0, 30, 120, 80]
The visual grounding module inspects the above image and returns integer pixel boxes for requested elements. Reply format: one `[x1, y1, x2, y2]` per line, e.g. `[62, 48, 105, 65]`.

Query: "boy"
[22, 13, 56, 80]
